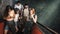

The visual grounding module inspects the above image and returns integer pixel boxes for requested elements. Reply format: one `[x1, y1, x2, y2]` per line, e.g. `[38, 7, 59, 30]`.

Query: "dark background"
[0, 0, 60, 34]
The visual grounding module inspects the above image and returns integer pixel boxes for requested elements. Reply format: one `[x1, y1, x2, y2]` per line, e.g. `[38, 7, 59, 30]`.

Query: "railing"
[37, 22, 58, 34]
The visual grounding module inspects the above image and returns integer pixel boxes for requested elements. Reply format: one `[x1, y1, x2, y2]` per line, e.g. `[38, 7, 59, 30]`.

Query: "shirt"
[14, 14, 19, 22]
[14, 4, 23, 10]
[24, 8, 29, 17]
[24, 8, 29, 20]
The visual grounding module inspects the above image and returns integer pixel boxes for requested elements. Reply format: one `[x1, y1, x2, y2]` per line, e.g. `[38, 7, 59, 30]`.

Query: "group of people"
[3, 1, 37, 34]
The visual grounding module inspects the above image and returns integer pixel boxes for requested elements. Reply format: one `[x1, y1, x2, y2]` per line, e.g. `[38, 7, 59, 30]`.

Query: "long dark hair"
[3, 5, 14, 18]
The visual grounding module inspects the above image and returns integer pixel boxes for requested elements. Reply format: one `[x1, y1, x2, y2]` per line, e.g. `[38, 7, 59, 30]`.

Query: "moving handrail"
[36, 22, 58, 34]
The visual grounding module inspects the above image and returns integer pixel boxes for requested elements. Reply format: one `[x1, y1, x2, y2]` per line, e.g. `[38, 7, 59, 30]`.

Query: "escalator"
[0, 20, 59, 34]
[31, 22, 58, 34]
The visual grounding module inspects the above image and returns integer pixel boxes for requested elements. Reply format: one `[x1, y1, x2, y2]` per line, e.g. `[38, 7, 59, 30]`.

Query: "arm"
[32, 15, 37, 23]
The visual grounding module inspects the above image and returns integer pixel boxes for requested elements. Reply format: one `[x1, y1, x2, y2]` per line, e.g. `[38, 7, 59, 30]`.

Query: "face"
[32, 9, 35, 11]
[17, 3, 20, 6]
[25, 5, 29, 8]
[30, 9, 35, 15]
[8, 10, 15, 17]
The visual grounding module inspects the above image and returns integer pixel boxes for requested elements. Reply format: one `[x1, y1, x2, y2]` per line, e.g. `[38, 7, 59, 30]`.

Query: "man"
[23, 4, 32, 34]
[14, 1, 24, 11]
[23, 4, 30, 21]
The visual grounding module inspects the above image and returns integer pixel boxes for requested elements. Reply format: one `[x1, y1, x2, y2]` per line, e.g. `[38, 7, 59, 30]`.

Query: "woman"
[23, 8, 37, 34]
[4, 5, 16, 34]
[29, 8, 38, 34]
[30, 8, 37, 23]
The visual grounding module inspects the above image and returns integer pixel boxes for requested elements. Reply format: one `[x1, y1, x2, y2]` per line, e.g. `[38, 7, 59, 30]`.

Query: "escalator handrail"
[36, 22, 58, 34]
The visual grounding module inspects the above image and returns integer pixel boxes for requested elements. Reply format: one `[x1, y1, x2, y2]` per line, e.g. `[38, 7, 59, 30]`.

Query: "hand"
[19, 16, 22, 19]
[31, 15, 34, 18]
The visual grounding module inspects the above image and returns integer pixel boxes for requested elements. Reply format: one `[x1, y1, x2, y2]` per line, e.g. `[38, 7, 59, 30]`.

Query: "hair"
[16, 1, 20, 4]
[3, 5, 14, 18]
[24, 4, 29, 8]
[14, 8, 19, 14]
[24, 4, 28, 6]
[30, 8, 35, 14]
